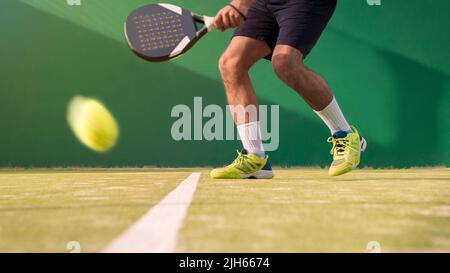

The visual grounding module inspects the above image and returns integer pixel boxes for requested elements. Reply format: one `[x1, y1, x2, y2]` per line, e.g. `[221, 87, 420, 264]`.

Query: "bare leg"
[219, 36, 272, 124]
[272, 45, 333, 111]
[211, 36, 274, 178]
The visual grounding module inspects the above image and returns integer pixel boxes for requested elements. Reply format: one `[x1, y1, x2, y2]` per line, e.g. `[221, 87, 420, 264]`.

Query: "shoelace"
[230, 151, 248, 167]
[327, 137, 349, 156]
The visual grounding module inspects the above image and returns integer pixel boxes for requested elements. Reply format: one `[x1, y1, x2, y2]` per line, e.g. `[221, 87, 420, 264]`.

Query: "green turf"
[0, 168, 449, 252]
[178, 168, 450, 253]
[0, 169, 192, 252]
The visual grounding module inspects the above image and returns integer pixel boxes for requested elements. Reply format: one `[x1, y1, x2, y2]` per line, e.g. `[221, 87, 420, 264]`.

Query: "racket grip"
[203, 16, 216, 31]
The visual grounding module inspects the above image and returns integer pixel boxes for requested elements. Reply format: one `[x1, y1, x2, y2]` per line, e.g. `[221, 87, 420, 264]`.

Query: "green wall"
[0, 0, 448, 167]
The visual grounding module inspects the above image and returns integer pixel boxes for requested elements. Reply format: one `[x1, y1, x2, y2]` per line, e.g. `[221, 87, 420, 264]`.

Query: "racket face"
[125, 3, 198, 62]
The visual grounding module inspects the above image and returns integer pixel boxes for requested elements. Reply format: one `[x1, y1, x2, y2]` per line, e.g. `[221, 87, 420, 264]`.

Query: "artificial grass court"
[0, 168, 449, 253]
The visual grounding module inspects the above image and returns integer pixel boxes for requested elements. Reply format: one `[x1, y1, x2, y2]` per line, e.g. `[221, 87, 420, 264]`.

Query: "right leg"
[218, 36, 271, 125]
[219, 36, 271, 158]
[211, 37, 274, 179]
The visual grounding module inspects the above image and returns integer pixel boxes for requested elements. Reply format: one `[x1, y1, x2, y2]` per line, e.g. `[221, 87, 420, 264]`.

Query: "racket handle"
[203, 16, 216, 31]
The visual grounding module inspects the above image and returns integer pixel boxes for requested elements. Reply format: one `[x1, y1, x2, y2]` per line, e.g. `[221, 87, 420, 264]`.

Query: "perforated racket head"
[124, 3, 199, 62]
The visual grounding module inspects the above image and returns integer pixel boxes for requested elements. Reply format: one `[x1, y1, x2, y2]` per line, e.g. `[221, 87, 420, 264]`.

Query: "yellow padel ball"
[67, 96, 119, 153]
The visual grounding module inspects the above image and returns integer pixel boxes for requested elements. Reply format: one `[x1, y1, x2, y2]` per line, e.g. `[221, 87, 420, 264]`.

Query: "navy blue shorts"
[233, 0, 337, 60]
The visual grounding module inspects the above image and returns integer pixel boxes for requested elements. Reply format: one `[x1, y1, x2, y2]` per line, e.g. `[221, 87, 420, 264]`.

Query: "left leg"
[267, 0, 366, 176]
[269, 0, 351, 133]
[272, 45, 333, 111]
[271, 45, 366, 176]
[271, 45, 352, 134]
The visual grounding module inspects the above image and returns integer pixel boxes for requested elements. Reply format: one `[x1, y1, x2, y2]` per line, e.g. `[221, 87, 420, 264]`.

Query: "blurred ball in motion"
[67, 96, 119, 153]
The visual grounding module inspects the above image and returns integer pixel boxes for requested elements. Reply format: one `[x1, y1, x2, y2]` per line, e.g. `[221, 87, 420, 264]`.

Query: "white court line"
[102, 172, 201, 253]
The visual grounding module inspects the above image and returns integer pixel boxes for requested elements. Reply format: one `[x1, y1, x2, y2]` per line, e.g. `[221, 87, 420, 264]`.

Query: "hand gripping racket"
[124, 3, 216, 62]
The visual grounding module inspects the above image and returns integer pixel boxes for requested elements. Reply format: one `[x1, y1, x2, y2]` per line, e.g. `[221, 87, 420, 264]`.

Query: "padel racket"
[124, 3, 215, 62]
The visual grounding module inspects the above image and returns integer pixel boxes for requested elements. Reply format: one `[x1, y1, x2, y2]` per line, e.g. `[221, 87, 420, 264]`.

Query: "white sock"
[314, 97, 352, 135]
[237, 121, 265, 157]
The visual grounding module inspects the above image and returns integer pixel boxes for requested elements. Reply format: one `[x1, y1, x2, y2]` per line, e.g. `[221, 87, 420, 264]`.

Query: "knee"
[218, 53, 250, 80]
[272, 54, 302, 81]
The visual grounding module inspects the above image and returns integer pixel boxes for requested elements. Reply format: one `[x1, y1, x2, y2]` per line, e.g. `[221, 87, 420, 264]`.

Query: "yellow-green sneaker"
[210, 149, 274, 179]
[327, 126, 367, 176]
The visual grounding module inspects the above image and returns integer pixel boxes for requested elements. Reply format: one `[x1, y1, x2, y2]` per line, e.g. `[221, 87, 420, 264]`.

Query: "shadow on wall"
[0, 1, 448, 167]
[375, 49, 449, 167]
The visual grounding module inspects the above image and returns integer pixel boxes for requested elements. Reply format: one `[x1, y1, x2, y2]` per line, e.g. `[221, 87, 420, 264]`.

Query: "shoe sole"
[240, 170, 274, 179]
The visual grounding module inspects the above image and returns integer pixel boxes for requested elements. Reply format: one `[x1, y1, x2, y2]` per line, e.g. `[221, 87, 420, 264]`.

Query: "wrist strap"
[227, 3, 247, 20]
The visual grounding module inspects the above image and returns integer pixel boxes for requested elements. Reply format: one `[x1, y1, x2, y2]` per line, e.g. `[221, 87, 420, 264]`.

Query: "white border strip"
[169, 36, 191, 57]
[102, 172, 201, 253]
[158, 3, 182, 15]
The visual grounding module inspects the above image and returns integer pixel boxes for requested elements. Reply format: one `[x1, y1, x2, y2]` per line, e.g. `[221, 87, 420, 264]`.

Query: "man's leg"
[210, 36, 275, 179]
[219, 36, 271, 157]
[271, 45, 351, 133]
[271, 45, 366, 176]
